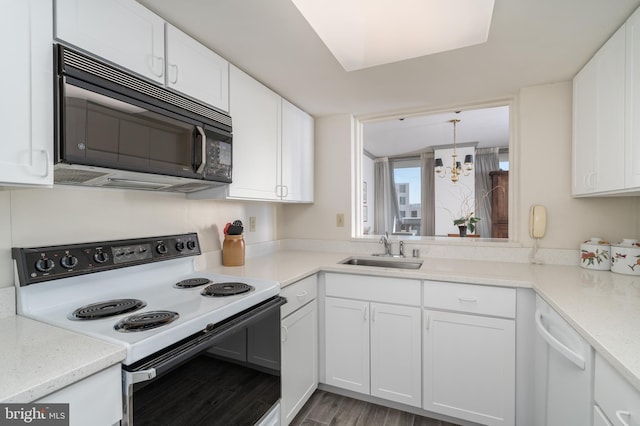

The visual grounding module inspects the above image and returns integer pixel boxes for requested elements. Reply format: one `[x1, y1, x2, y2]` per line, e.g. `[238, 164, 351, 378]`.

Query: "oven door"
[122, 296, 286, 426]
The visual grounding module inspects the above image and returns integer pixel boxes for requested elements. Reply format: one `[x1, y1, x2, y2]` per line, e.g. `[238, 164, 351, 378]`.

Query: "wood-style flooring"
[290, 390, 461, 426]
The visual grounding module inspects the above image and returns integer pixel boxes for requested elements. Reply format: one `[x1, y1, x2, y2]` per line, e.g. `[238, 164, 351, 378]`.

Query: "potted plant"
[453, 212, 480, 237]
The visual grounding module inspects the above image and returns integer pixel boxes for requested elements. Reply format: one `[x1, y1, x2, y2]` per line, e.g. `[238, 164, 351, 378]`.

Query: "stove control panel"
[12, 233, 201, 286]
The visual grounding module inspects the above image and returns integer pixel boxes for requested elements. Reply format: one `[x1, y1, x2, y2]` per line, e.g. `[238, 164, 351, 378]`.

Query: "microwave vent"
[60, 47, 231, 129]
[54, 168, 107, 184]
[165, 182, 220, 193]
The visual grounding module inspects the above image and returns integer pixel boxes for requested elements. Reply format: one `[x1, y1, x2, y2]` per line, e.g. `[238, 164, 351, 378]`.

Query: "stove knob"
[186, 241, 197, 250]
[93, 251, 110, 264]
[35, 257, 55, 273]
[60, 255, 79, 269]
[175, 242, 185, 252]
[156, 243, 168, 255]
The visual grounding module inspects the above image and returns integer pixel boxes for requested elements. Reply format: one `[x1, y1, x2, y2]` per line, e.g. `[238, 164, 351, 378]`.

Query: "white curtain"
[474, 147, 499, 238]
[420, 152, 435, 236]
[373, 157, 400, 234]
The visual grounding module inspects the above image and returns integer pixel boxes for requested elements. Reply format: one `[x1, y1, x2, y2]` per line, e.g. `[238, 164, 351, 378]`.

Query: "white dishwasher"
[534, 295, 594, 426]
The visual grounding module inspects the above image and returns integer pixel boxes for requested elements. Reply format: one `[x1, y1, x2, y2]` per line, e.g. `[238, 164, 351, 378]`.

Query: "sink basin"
[339, 257, 423, 270]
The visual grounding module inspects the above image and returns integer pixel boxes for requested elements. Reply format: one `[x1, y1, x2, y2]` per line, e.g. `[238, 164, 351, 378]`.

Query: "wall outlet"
[249, 216, 256, 232]
[336, 213, 345, 227]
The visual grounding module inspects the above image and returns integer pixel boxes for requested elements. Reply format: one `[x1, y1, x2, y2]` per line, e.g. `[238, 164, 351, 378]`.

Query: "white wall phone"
[529, 205, 547, 239]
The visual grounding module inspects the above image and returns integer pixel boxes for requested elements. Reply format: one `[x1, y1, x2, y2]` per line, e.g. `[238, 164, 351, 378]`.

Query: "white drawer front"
[595, 352, 640, 426]
[325, 273, 420, 306]
[423, 281, 516, 318]
[281, 274, 317, 318]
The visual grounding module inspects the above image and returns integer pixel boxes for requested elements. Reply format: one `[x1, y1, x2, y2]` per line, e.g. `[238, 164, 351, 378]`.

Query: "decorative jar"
[611, 239, 640, 276]
[579, 237, 611, 271]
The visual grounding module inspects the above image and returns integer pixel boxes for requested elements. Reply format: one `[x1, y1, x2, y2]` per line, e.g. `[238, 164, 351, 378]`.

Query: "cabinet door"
[572, 26, 626, 195]
[423, 309, 516, 426]
[324, 297, 370, 393]
[0, 0, 53, 186]
[165, 24, 229, 112]
[228, 65, 280, 200]
[626, 7, 640, 189]
[281, 301, 318, 426]
[281, 99, 314, 202]
[594, 405, 614, 426]
[55, 0, 165, 83]
[370, 303, 421, 407]
[37, 365, 122, 426]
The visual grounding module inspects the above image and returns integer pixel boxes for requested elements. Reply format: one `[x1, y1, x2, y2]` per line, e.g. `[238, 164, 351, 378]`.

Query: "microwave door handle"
[195, 126, 207, 174]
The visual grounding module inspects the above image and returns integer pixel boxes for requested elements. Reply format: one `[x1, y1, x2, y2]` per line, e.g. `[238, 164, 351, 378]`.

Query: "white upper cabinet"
[281, 99, 314, 202]
[626, 8, 640, 189]
[573, 5, 640, 196]
[0, 0, 53, 187]
[226, 65, 281, 200]
[191, 66, 314, 202]
[572, 25, 626, 195]
[165, 24, 229, 111]
[55, 0, 165, 84]
[55, 0, 229, 111]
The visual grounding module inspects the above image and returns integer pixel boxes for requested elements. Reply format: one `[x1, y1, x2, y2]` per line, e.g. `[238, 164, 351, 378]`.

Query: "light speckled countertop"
[0, 316, 125, 403]
[210, 250, 640, 392]
[3, 249, 638, 404]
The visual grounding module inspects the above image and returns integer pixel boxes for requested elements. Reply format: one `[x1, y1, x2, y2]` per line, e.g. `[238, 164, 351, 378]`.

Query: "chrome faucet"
[379, 232, 392, 256]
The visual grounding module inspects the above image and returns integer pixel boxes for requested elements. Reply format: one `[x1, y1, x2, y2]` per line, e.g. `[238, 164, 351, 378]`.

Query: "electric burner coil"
[69, 299, 146, 320]
[174, 278, 212, 288]
[201, 282, 253, 297]
[114, 310, 179, 332]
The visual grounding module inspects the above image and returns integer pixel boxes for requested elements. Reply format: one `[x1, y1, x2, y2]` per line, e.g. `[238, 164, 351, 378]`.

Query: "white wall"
[279, 114, 354, 240]
[282, 82, 640, 249]
[0, 187, 276, 288]
[516, 82, 638, 248]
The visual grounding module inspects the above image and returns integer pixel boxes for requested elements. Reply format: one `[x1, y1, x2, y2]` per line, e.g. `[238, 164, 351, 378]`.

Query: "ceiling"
[363, 106, 509, 157]
[137, 0, 640, 119]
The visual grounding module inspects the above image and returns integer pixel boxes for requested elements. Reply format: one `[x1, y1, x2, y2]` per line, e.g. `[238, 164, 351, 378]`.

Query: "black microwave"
[54, 44, 232, 193]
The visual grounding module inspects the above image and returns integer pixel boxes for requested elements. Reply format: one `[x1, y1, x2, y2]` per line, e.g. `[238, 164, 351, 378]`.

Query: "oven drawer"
[423, 281, 516, 318]
[281, 274, 317, 318]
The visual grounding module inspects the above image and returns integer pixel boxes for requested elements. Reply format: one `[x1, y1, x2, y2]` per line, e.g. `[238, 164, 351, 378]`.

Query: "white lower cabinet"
[36, 364, 122, 426]
[324, 297, 370, 393]
[594, 352, 640, 426]
[370, 302, 421, 406]
[323, 273, 422, 408]
[281, 275, 318, 426]
[423, 281, 516, 426]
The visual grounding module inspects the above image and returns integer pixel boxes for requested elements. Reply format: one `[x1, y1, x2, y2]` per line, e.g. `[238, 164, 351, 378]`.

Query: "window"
[399, 196, 406, 205]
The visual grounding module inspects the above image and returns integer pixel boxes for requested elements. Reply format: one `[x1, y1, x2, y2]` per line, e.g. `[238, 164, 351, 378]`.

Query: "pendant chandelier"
[434, 119, 473, 183]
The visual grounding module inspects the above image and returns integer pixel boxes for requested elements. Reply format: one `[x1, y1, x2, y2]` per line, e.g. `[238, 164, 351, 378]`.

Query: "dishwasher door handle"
[535, 309, 586, 370]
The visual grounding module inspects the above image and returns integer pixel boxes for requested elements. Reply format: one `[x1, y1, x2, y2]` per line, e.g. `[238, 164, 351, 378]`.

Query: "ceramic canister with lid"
[580, 237, 611, 270]
[610, 239, 640, 276]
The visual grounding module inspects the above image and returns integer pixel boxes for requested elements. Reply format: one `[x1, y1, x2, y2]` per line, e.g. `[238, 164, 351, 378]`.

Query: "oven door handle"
[124, 296, 287, 377]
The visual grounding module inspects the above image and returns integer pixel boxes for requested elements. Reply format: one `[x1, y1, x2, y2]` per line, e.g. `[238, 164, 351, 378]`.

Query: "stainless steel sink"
[339, 257, 423, 269]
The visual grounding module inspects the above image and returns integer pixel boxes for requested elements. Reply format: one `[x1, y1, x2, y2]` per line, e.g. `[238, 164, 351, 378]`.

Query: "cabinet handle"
[282, 185, 289, 198]
[168, 63, 179, 84]
[371, 306, 376, 322]
[151, 55, 164, 77]
[458, 296, 478, 303]
[425, 314, 430, 330]
[616, 410, 631, 426]
[363, 306, 368, 321]
[296, 291, 308, 300]
[37, 149, 49, 178]
[535, 310, 585, 369]
[281, 325, 288, 343]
